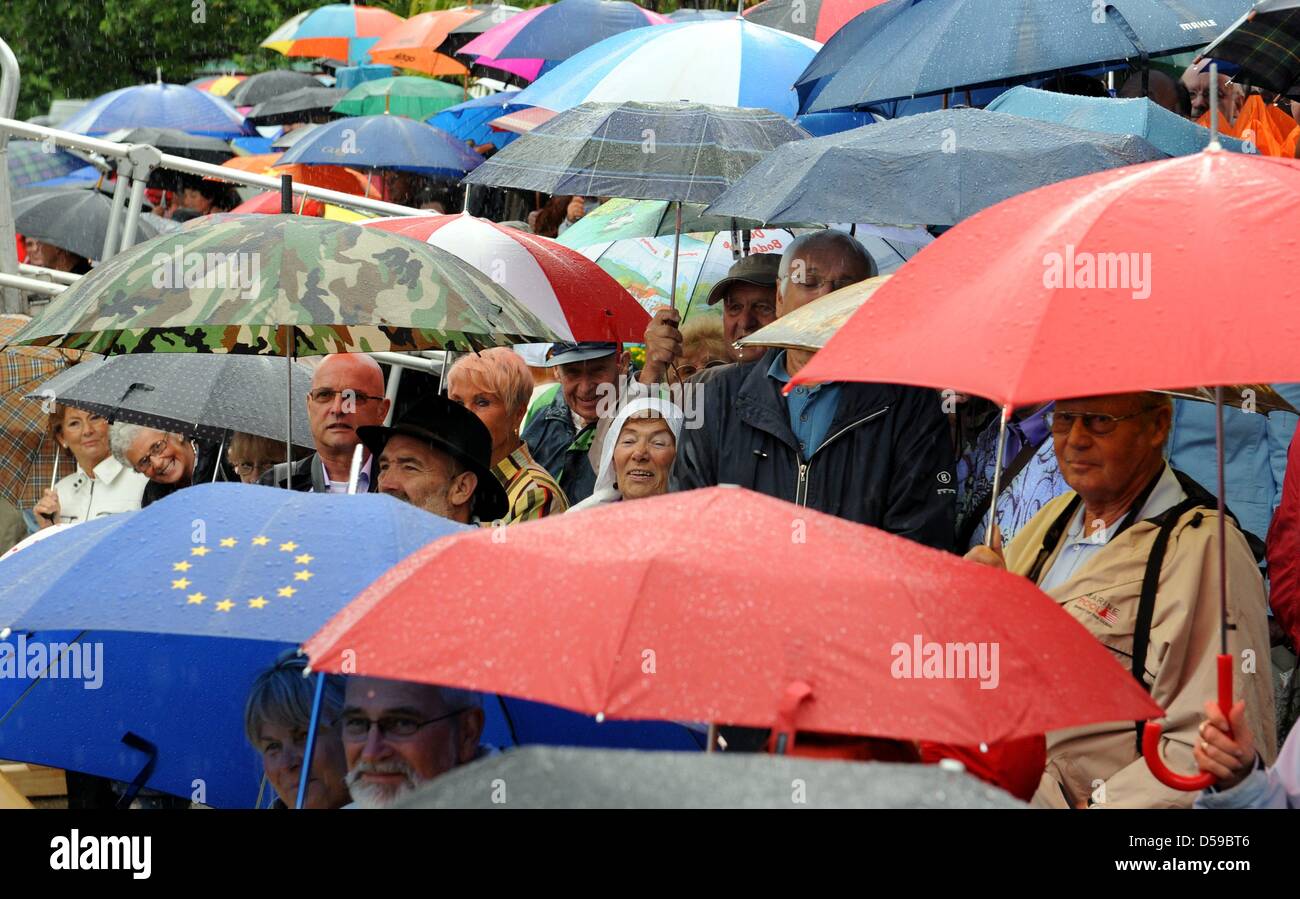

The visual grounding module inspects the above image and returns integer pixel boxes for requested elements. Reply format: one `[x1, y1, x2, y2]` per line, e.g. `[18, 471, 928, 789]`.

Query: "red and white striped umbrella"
[364, 213, 649, 343]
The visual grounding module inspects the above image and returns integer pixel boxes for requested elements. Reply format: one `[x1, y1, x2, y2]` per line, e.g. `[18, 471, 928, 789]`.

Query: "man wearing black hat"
[520, 342, 630, 505]
[357, 394, 508, 524]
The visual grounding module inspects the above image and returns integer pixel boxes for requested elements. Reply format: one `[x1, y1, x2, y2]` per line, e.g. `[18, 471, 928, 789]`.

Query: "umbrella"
[271, 123, 321, 150]
[1199, 0, 1300, 99]
[669, 8, 741, 21]
[745, 0, 890, 42]
[274, 114, 485, 178]
[271, 163, 384, 198]
[0, 315, 81, 510]
[331, 76, 466, 119]
[738, 273, 893, 353]
[231, 190, 325, 217]
[460, 0, 670, 63]
[429, 90, 525, 149]
[262, 3, 405, 67]
[706, 108, 1166, 227]
[25, 354, 315, 447]
[464, 100, 810, 204]
[104, 127, 236, 166]
[796, 0, 1255, 114]
[4, 140, 89, 189]
[395, 746, 1027, 809]
[305, 487, 1163, 746]
[4, 215, 561, 356]
[366, 8, 483, 76]
[227, 70, 325, 108]
[60, 83, 254, 138]
[556, 196, 758, 244]
[442, 4, 526, 53]
[190, 74, 247, 97]
[12, 188, 158, 261]
[487, 105, 558, 134]
[985, 86, 1248, 158]
[364, 213, 650, 342]
[246, 87, 347, 126]
[512, 18, 822, 118]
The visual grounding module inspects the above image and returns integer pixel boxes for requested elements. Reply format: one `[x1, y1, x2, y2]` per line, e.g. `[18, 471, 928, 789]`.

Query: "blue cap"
[543, 342, 619, 367]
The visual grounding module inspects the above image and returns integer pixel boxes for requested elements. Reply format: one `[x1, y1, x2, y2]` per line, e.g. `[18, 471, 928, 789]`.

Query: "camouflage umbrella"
[4, 215, 562, 356]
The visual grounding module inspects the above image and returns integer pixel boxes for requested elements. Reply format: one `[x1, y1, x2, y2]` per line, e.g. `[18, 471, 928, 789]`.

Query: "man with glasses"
[966, 392, 1276, 808]
[259, 354, 391, 494]
[672, 231, 955, 547]
[339, 677, 486, 808]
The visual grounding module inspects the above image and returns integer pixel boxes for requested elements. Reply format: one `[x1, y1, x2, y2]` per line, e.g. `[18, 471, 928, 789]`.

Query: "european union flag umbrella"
[985, 85, 1248, 158]
[274, 114, 485, 177]
[60, 83, 255, 138]
[796, 0, 1254, 114]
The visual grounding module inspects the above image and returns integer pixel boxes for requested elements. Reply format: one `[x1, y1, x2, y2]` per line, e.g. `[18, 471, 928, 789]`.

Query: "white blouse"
[50, 456, 149, 524]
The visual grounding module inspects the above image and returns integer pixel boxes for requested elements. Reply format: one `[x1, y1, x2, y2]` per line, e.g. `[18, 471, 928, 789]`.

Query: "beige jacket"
[1004, 491, 1277, 808]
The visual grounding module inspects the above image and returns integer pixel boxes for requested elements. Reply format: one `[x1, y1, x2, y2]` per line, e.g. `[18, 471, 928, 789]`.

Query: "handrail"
[18, 263, 80, 284]
[0, 271, 66, 296]
[0, 38, 21, 312]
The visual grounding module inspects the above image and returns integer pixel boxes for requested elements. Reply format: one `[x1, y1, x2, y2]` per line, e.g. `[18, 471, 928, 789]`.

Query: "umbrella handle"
[1141, 654, 1232, 791]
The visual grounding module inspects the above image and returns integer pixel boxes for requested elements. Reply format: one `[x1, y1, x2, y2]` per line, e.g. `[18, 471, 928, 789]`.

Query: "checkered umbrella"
[5, 140, 88, 189]
[0, 315, 85, 510]
[1199, 0, 1300, 99]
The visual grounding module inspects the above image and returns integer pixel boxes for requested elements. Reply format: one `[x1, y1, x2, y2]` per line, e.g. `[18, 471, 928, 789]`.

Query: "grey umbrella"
[13, 188, 158, 262]
[393, 746, 1026, 809]
[27, 353, 315, 448]
[704, 107, 1168, 227]
[227, 69, 324, 107]
[248, 87, 346, 126]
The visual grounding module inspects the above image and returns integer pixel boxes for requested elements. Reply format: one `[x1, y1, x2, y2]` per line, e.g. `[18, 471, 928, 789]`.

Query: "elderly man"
[357, 393, 507, 524]
[639, 253, 781, 384]
[672, 231, 954, 547]
[1181, 63, 1243, 125]
[340, 677, 487, 808]
[260, 354, 390, 493]
[521, 342, 630, 504]
[966, 392, 1276, 808]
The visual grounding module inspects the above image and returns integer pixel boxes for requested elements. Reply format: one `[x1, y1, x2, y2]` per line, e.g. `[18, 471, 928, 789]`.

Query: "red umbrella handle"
[1141, 654, 1233, 791]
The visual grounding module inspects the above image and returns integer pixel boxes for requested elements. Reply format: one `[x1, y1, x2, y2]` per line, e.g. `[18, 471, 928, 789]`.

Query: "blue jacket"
[521, 386, 598, 504]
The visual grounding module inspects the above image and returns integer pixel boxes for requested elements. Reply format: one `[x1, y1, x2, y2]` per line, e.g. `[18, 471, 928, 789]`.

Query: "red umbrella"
[304, 487, 1161, 747]
[364, 212, 649, 343]
[231, 190, 325, 217]
[744, 0, 890, 43]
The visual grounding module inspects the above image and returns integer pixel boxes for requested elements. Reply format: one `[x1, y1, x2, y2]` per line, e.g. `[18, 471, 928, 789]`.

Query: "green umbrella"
[7, 215, 561, 356]
[331, 76, 465, 120]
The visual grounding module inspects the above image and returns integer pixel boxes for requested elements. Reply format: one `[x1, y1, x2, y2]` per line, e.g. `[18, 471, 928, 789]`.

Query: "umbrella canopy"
[556, 195, 758, 244]
[274, 114, 485, 177]
[60, 83, 254, 138]
[461, 0, 670, 63]
[738, 273, 893, 353]
[13, 188, 158, 261]
[190, 74, 247, 97]
[5, 215, 561, 356]
[231, 190, 325, 217]
[745, 0, 890, 42]
[332, 76, 465, 119]
[271, 163, 384, 198]
[396, 746, 1026, 809]
[247, 86, 347, 126]
[365, 213, 650, 342]
[271, 123, 321, 150]
[366, 8, 482, 76]
[304, 487, 1162, 745]
[104, 127, 236, 166]
[26, 354, 315, 447]
[796, 0, 1254, 114]
[0, 315, 81, 510]
[227, 70, 325, 108]
[488, 105, 558, 134]
[444, 4, 526, 51]
[790, 149, 1300, 405]
[513, 18, 822, 117]
[704, 108, 1166, 227]
[4, 140, 89, 189]
[464, 101, 811, 204]
[1199, 0, 1300, 99]
[985, 86, 1248, 158]
[429, 90, 525, 148]
[262, 3, 405, 66]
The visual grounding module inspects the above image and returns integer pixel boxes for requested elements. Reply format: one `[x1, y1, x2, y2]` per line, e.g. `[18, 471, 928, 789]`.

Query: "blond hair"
[447, 347, 533, 415]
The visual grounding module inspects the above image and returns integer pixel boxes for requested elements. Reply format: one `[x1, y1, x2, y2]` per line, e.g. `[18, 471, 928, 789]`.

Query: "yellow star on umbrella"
[215, 599, 235, 612]
[279, 541, 298, 552]
[187, 592, 206, 605]
[172, 577, 191, 590]
[191, 546, 211, 557]
[294, 569, 313, 582]
[252, 536, 270, 546]
[220, 537, 238, 548]
[248, 597, 269, 609]
[295, 554, 314, 565]
[173, 561, 192, 572]
[278, 585, 297, 598]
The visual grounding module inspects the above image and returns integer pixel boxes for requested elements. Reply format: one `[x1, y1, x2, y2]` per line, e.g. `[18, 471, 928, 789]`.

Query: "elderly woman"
[447, 347, 568, 524]
[32, 405, 148, 528]
[571, 397, 684, 511]
[109, 423, 226, 506]
[244, 652, 351, 809]
[227, 432, 309, 485]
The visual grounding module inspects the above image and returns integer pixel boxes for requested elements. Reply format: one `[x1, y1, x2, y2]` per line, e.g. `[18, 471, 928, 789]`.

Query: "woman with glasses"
[108, 423, 231, 507]
[31, 405, 149, 529]
[227, 432, 309, 485]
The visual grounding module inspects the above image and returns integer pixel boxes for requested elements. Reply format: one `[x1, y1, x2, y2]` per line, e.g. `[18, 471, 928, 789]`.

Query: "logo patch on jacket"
[1076, 594, 1120, 627]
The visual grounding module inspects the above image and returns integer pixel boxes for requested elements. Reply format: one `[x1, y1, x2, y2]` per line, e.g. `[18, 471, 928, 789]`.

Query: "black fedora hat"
[356, 393, 509, 522]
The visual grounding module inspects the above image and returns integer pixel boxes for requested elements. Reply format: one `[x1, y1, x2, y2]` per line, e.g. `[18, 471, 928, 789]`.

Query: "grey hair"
[243, 656, 347, 748]
[777, 230, 877, 281]
[108, 421, 152, 467]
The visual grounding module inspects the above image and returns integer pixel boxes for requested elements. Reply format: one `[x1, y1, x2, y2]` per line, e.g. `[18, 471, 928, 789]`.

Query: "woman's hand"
[1192, 699, 1256, 790]
[33, 488, 60, 529]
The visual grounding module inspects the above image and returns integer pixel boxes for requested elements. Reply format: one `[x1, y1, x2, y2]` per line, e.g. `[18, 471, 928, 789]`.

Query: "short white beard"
[346, 762, 419, 808]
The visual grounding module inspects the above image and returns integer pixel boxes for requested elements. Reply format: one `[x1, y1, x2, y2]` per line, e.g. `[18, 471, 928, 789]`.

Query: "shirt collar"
[1064, 464, 1185, 545]
[766, 350, 826, 393]
[84, 455, 127, 482]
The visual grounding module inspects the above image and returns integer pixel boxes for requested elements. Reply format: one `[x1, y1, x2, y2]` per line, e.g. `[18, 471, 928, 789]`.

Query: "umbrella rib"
[595, 558, 655, 719]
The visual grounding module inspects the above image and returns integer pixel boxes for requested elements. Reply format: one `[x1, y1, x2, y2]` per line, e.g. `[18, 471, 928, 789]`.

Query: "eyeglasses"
[307, 388, 386, 406]
[230, 460, 274, 478]
[339, 708, 467, 742]
[782, 274, 860, 293]
[130, 438, 169, 475]
[1046, 408, 1157, 436]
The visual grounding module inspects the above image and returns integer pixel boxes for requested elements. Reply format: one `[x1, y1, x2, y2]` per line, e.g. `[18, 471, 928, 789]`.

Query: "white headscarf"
[578, 396, 685, 509]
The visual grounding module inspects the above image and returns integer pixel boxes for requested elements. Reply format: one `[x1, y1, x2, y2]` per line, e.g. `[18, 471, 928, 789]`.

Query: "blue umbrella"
[60, 83, 255, 138]
[796, 0, 1255, 114]
[429, 90, 525, 149]
[483, 0, 669, 62]
[4, 139, 87, 188]
[274, 114, 484, 177]
[985, 85, 1248, 157]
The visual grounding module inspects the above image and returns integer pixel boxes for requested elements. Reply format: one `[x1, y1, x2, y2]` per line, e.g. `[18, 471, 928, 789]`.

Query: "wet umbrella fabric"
[396, 746, 1026, 808]
[460, 0, 670, 63]
[704, 107, 1166, 227]
[105, 127, 236, 166]
[60, 83, 254, 138]
[4, 140, 88, 189]
[261, 3, 405, 66]
[227, 70, 325, 108]
[429, 91, 525, 149]
[1199, 0, 1300, 99]
[26, 354, 315, 447]
[0, 315, 79, 510]
[332, 76, 464, 119]
[274, 114, 484, 177]
[744, 0, 890, 42]
[12, 188, 158, 261]
[247, 87, 346, 126]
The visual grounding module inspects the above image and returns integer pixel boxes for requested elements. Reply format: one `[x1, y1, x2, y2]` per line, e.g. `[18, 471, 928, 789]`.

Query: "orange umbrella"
[221, 152, 283, 173]
[368, 9, 478, 76]
[273, 163, 386, 198]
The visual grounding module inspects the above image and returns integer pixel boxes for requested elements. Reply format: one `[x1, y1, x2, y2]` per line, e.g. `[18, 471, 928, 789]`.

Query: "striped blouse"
[493, 444, 569, 524]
